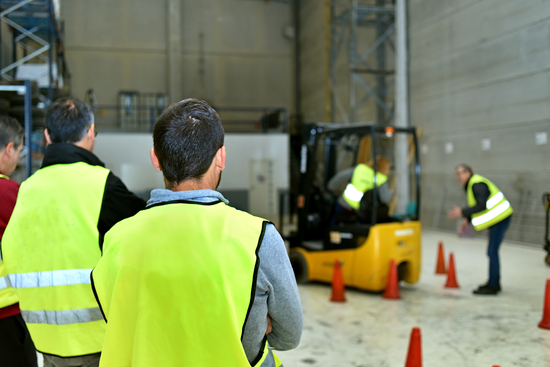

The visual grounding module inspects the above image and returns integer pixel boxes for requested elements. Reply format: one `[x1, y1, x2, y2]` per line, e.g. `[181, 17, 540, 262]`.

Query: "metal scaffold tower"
[0, 0, 69, 101]
[329, 0, 397, 125]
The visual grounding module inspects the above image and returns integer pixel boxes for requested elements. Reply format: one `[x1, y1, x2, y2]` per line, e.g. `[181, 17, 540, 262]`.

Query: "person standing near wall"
[448, 164, 513, 295]
[0, 116, 38, 367]
[91, 99, 303, 367]
[2, 97, 146, 367]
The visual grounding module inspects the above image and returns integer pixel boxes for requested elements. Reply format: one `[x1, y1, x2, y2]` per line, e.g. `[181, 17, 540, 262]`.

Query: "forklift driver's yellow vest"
[2, 162, 110, 357]
[0, 174, 19, 310]
[92, 201, 282, 367]
[343, 164, 388, 210]
[467, 174, 513, 231]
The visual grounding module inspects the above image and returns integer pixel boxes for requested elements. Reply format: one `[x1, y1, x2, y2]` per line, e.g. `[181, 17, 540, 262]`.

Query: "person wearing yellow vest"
[0, 116, 38, 367]
[448, 164, 513, 295]
[2, 98, 146, 367]
[328, 156, 393, 224]
[91, 99, 303, 367]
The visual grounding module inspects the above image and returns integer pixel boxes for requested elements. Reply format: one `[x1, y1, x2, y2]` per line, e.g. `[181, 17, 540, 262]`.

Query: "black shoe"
[473, 283, 501, 295]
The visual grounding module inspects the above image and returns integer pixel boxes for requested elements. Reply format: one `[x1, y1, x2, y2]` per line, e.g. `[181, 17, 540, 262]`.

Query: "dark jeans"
[487, 215, 511, 287]
[0, 313, 38, 367]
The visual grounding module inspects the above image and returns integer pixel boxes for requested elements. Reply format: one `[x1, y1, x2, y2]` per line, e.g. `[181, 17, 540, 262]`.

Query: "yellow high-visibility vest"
[0, 173, 19, 310]
[467, 174, 513, 231]
[2, 162, 110, 356]
[342, 164, 388, 210]
[92, 201, 282, 367]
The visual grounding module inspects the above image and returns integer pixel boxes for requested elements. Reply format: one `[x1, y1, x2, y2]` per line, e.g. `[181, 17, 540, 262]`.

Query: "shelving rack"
[329, 0, 396, 125]
[0, 0, 69, 102]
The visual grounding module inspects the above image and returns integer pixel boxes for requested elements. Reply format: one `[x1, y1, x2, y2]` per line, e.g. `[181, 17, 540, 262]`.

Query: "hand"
[447, 206, 463, 219]
[460, 218, 469, 235]
[266, 315, 272, 335]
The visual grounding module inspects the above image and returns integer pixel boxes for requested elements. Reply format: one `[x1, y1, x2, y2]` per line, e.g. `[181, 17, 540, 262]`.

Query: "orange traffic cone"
[330, 259, 346, 302]
[435, 241, 446, 274]
[444, 252, 459, 288]
[383, 259, 400, 299]
[404, 327, 422, 367]
[538, 279, 550, 329]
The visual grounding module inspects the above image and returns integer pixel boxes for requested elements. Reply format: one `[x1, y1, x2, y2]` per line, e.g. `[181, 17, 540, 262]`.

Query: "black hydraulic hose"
[543, 192, 550, 253]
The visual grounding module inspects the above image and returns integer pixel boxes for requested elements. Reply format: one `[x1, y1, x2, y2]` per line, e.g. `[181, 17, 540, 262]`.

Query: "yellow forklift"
[287, 123, 422, 291]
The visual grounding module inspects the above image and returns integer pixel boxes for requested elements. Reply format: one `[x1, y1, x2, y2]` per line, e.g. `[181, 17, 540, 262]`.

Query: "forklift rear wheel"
[289, 251, 309, 283]
[545, 254, 550, 267]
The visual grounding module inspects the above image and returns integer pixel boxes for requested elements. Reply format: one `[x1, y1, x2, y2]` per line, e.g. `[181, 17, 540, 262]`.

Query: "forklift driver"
[328, 156, 393, 225]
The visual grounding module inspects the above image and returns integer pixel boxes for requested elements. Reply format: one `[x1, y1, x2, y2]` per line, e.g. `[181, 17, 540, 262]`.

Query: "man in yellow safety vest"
[328, 156, 393, 224]
[448, 164, 513, 295]
[2, 97, 146, 366]
[0, 116, 37, 366]
[91, 99, 303, 366]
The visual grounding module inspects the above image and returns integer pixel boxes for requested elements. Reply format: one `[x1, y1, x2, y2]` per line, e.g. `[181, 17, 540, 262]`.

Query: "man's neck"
[0, 152, 10, 176]
[169, 179, 214, 192]
[73, 140, 93, 152]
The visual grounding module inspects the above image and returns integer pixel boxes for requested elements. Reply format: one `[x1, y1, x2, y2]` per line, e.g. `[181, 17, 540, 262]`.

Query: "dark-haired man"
[2, 97, 146, 367]
[0, 116, 38, 367]
[448, 164, 513, 295]
[92, 99, 302, 367]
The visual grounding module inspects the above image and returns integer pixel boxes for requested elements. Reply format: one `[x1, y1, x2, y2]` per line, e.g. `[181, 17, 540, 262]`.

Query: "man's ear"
[88, 123, 96, 141]
[44, 129, 52, 145]
[217, 146, 226, 171]
[2, 141, 15, 159]
[150, 147, 162, 172]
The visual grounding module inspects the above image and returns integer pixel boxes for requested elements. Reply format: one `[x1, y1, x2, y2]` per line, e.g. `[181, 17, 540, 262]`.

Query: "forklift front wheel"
[545, 254, 550, 267]
[289, 251, 309, 284]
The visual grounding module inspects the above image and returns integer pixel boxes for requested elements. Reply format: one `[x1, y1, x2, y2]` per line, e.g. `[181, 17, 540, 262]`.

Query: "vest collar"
[146, 188, 229, 208]
[41, 143, 105, 169]
[463, 175, 472, 191]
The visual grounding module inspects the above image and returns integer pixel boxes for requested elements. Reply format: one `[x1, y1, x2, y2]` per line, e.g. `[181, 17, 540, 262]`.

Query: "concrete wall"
[300, 0, 328, 123]
[61, 0, 293, 125]
[410, 0, 550, 245]
[93, 132, 289, 215]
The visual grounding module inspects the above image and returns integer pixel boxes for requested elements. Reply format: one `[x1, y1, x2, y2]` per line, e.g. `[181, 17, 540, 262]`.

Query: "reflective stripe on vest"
[8, 269, 92, 289]
[344, 183, 364, 203]
[342, 164, 388, 210]
[0, 276, 10, 290]
[92, 201, 278, 367]
[22, 307, 103, 325]
[467, 174, 513, 231]
[471, 200, 511, 228]
[1, 161, 110, 356]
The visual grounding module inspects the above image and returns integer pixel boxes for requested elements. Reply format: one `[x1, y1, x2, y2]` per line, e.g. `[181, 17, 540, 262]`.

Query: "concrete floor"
[277, 230, 550, 367]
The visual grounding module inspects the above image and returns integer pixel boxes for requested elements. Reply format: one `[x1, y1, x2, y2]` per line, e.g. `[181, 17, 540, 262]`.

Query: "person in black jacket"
[448, 164, 512, 296]
[2, 97, 145, 367]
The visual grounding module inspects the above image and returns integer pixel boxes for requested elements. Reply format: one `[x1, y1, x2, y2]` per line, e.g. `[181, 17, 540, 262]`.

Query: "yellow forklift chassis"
[291, 221, 421, 291]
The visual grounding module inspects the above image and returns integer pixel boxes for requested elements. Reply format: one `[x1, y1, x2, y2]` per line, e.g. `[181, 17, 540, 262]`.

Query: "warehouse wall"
[299, 1, 383, 124]
[410, 0, 550, 245]
[61, 0, 293, 123]
[299, 0, 328, 123]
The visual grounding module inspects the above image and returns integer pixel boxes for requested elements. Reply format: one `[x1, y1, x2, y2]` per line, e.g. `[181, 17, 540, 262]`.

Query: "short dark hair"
[153, 99, 224, 188]
[0, 116, 24, 150]
[456, 164, 473, 175]
[46, 97, 93, 143]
